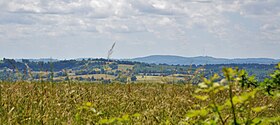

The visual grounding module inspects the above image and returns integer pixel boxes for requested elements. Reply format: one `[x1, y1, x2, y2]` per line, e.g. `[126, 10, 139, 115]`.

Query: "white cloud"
[0, 0, 279, 58]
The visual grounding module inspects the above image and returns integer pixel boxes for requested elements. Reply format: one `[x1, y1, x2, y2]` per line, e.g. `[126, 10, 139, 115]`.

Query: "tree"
[131, 75, 137, 82]
[91, 76, 96, 81]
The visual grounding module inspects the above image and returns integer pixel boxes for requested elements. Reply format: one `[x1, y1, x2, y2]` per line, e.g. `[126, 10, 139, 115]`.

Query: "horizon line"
[1, 54, 279, 60]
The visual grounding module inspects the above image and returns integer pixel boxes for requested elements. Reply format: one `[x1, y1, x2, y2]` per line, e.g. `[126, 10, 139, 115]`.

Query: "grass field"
[0, 82, 279, 124]
[117, 64, 134, 71]
[136, 76, 184, 83]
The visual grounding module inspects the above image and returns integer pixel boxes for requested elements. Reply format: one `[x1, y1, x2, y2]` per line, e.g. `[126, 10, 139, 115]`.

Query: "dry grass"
[136, 76, 184, 83]
[0, 82, 279, 124]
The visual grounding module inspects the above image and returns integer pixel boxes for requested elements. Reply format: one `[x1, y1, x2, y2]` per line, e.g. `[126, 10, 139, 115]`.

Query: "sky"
[0, 0, 280, 59]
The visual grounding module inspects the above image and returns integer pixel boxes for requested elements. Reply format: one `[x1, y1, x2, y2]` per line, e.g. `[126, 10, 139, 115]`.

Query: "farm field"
[0, 82, 279, 124]
[136, 75, 185, 83]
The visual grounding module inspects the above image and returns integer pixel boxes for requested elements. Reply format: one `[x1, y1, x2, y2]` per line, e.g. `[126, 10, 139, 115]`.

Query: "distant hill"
[131, 55, 280, 65]
[15, 58, 59, 63]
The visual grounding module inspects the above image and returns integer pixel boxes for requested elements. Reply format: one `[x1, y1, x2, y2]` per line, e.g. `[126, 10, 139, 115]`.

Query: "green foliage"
[260, 63, 280, 95]
[185, 67, 280, 124]
[238, 69, 258, 88]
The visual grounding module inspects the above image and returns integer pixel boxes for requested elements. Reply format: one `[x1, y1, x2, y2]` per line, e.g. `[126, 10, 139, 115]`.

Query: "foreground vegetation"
[0, 82, 279, 124]
[0, 63, 280, 124]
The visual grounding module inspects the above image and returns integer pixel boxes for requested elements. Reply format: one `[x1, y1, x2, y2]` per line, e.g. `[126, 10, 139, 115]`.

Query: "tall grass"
[0, 82, 279, 124]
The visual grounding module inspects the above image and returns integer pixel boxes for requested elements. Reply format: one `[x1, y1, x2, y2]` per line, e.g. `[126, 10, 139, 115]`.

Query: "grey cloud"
[260, 23, 280, 41]
[241, 0, 280, 16]
[131, 1, 176, 15]
[261, 24, 280, 31]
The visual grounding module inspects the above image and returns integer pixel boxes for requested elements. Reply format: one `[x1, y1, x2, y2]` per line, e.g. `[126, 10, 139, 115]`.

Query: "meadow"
[0, 81, 279, 124]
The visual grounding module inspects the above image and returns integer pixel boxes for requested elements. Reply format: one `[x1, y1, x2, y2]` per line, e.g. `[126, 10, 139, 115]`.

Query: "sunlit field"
[0, 81, 279, 124]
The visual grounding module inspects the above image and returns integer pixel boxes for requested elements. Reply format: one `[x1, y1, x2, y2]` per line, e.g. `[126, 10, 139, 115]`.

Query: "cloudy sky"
[0, 0, 280, 59]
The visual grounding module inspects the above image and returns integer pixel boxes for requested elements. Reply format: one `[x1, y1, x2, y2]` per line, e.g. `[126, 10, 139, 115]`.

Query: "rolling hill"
[131, 55, 280, 65]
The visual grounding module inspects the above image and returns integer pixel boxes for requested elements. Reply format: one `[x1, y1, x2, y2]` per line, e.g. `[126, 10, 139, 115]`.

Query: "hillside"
[131, 55, 280, 65]
[0, 58, 277, 82]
